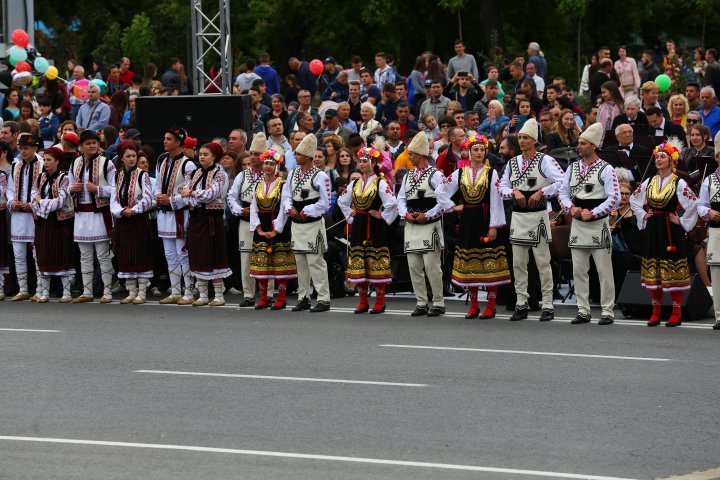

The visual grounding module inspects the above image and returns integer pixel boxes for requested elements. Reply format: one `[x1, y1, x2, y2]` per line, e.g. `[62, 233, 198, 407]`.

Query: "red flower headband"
[260, 149, 283, 163]
[653, 143, 680, 164]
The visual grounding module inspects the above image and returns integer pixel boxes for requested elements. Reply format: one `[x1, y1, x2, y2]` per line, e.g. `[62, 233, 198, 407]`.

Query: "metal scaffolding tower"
[190, 0, 232, 95]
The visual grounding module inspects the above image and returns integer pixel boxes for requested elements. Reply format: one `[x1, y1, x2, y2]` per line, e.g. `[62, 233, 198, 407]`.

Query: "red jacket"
[435, 147, 461, 177]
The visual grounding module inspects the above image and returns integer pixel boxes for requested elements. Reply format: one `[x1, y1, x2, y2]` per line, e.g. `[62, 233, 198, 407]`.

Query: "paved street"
[1, 296, 719, 480]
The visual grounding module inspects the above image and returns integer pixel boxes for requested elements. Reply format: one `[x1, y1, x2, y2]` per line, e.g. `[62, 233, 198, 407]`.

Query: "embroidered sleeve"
[557, 165, 574, 212]
[249, 188, 261, 232]
[697, 177, 711, 221]
[629, 179, 649, 230]
[299, 171, 331, 217]
[194, 170, 228, 203]
[97, 161, 116, 198]
[591, 165, 620, 219]
[131, 173, 154, 214]
[337, 179, 354, 224]
[677, 179, 699, 232]
[424, 172, 452, 220]
[443, 169, 460, 211]
[227, 172, 244, 215]
[378, 179, 398, 225]
[498, 159, 514, 199]
[539, 155, 565, 198]
[489, 170, 506, 228]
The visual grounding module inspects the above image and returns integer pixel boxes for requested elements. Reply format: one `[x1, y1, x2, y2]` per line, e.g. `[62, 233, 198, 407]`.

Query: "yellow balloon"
[45, 65, 58, 80]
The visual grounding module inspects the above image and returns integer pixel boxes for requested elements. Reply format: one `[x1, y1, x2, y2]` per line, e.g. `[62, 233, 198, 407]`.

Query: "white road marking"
[134, 369, 427, 387]
[656, 467, 720, 479]
[381, 344, 670, 362]
[0, 328, 61, 333]
[0, 435, 638, 480]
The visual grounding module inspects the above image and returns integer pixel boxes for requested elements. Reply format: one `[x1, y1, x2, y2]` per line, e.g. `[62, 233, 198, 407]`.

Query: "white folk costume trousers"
[12, 242, 39, 295]
[295, 252, 330, 303]
[407, 246, 445, 308]
[79, 241, 114, 297]
[512, 242, 553, 310]
[162, 237, 192, 296]
[711, 266, 720, 321]
[571, 247, 615, 317]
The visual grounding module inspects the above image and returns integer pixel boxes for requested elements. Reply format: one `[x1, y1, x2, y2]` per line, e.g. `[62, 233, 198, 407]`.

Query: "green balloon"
[656, 74, 671, 93]
[8, 45, 27, 65]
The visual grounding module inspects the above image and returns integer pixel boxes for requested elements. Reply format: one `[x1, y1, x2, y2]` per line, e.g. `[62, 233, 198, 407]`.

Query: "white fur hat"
[295, 133, 318, 158]
[249, 132, 267, 154]
[519, 118, 539, 142]
[579, 122, 604, 147]
[407, 131, 430, 156]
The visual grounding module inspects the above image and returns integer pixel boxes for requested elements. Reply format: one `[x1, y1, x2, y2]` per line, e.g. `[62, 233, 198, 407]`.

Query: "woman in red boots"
[249, 148, 296, 309]
[337, 146, 398, 314]
[444, 134, 511, 319]
[629, 140, 698, 327]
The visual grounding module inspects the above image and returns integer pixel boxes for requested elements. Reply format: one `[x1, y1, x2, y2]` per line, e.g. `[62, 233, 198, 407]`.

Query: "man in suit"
[646, 106, 686, 145]
[590, 59, 614, 103]
[604, 123, 653, 181]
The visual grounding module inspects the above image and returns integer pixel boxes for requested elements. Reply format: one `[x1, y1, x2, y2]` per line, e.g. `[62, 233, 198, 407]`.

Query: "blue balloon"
[90, 79, 107, 94]
[34, 56, 49, 74]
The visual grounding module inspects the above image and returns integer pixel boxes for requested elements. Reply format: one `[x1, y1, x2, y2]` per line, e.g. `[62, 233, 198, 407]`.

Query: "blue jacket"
[255, 64, 281, 96]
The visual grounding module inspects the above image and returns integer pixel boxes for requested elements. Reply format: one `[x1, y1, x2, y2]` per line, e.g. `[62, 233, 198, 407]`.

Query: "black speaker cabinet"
[135, 95, 253, 153]
[616, 271, 712, 320]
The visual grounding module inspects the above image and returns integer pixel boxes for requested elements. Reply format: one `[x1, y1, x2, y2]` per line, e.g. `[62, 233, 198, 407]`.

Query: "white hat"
[519, 118, 539, 142]
[407, 131, 430, 156]
[295, 133, 317, 158]
[579, 123, 604, 147]
[715, 131, 720, 154]
[249, 132, 267, 154]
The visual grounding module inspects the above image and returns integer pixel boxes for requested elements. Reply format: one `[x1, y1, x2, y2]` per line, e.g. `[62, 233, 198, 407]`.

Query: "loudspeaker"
[135, 95, 253, 153]
[616, 271, 712, 320]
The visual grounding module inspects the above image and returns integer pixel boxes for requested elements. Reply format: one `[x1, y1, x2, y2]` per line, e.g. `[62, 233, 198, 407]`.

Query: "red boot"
[666, 291, 683, 327]
[480, 286, 498, 319]
[355, 283, 369, 314]
[647, 289, 663, 326]
[465, 287, 480, 319]
[255, 280, 270, 309]
[271, 280, 287, 310]
[370, 284, 386, 314]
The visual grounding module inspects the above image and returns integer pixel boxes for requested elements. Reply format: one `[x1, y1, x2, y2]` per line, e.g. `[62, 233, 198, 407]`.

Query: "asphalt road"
[1, 295, 719, 480]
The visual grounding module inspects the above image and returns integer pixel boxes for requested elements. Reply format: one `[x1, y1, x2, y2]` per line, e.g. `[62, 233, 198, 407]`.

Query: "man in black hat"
[315, 108, 353, 147]
[124, 128, 143, 148]
[7, 133, 43, 301]
[154, 126, 197, 305]
[68, 129, 117, 303]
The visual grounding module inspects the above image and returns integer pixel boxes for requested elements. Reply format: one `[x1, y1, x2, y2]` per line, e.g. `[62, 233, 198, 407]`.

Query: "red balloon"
[15, 61, 31, 73]
[11, 29, 29, 48]
[309, 59, 324, 76]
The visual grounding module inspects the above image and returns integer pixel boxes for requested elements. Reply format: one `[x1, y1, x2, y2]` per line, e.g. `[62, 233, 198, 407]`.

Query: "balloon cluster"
[5, 28, 58, 88]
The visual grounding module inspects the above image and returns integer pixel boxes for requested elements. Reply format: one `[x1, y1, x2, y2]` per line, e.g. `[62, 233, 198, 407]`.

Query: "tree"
[91, 22, 122, 68]
[121, 13, 156, 69]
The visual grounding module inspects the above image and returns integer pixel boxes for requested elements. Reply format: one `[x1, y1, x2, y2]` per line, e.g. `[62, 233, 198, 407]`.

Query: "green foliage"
[91, 22, 122, 67]
[121, 13, 156, 68]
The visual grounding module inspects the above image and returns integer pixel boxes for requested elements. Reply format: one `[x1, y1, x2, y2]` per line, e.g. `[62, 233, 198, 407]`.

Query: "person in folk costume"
[228, 132, 266, 308]
[176, 142, 232, 306]
[498, 118, 565, 321]
[397, 132, 454, 317]
[558, 123, 621, 325]
[0, 142, 9, 300]
[281, 133, 333, 313]
[698, 131, 720, 330]
[629, 138, 698, 327]
[110, 141, 154, 305]
[337, 146, 398, 314]
[7, 133, 43, 301]
[154, 126, 197, 305]
[249, 148, 296, 310]
[30, 147, 76, 303]
[444, 134, 511, 319]
[67, 129, 116, 303]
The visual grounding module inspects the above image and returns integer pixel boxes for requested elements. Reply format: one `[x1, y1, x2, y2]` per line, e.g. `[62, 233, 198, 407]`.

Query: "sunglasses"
[440, 123, 451, 128]
[687, 119, 699, 124]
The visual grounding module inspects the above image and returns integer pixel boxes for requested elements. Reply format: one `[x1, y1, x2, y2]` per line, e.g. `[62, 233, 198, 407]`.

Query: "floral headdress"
[260, 149, 283, 163]
[461, 134, 489, 151]
[359, 146, 382, 163]
[653, 136, 683, 172]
